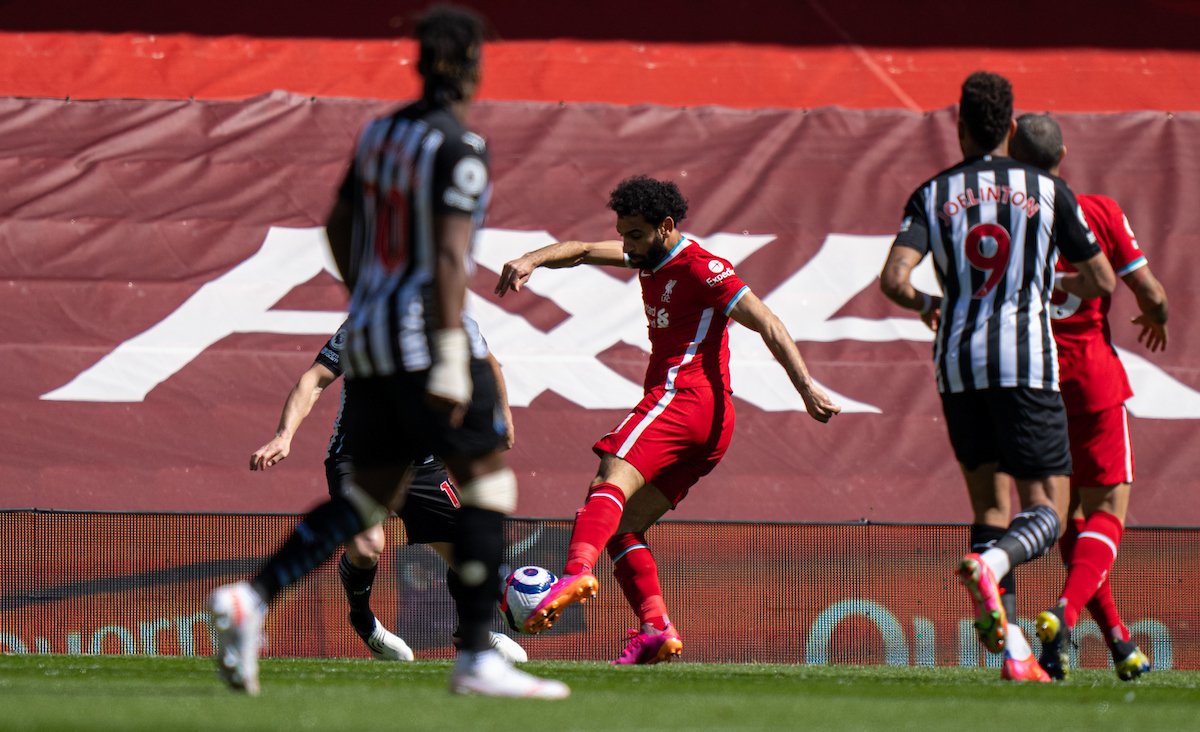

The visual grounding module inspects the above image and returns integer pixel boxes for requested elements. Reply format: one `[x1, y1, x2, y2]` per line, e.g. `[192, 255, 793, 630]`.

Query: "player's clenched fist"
[800, 383, 842, 423]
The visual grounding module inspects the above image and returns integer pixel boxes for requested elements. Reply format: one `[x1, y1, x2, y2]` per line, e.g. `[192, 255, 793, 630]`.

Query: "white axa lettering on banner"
[40, 227, 1200, 418]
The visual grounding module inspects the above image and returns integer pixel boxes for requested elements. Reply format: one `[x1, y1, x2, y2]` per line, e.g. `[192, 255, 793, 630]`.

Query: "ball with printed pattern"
[501, 566, 557, 634]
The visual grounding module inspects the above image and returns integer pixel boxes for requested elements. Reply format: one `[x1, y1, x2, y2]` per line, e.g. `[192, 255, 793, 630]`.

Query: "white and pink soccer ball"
[501, 565, 557, 634]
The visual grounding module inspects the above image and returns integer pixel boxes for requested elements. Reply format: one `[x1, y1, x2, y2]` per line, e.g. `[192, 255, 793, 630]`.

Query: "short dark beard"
[628, 232, 670, 270]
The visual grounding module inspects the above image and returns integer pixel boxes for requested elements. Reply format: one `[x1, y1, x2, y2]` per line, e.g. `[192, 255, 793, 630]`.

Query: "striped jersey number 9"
[964, 222, 1012, 298]
[374, 191, 408, 272]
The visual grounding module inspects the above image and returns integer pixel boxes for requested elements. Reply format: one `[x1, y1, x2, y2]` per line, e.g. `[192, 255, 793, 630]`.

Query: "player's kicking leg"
[523, 455, 647, 634]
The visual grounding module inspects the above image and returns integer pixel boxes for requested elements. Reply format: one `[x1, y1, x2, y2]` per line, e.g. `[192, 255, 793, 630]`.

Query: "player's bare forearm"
[494, 240, 624, 296]
[1125, 266, 1168, 324]
[1062, 251, 1117, 299]
[729, 292, 841, 422]
[485, 352, 516, 450]
[326, 197, 354, 289]
[880, 245, 940, 329]
[251, 363, 336, 470]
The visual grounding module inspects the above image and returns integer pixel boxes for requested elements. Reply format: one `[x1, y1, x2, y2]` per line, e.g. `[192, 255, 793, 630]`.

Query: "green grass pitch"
[1, 656, 1198, 731]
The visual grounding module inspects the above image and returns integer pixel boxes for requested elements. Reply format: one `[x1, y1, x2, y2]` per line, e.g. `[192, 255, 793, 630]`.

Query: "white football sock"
[1005, 624, 1032, 661]
[979, 548, 1011, 581]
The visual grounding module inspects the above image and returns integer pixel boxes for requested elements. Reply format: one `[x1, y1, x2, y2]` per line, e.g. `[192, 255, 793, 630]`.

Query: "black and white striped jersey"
[336, 99, 491, 380]
[318, 315, 489, 459]
[894, 155, 1101, 394]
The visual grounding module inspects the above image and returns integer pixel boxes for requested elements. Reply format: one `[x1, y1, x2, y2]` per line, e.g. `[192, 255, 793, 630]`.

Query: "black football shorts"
[939, 387, 1072, 479]
[341, 357, 506, 468]
[326, 456, 459, 545]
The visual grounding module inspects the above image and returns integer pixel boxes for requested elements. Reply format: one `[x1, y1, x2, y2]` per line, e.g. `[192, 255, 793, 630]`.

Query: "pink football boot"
[957, 553, 1008, 654]
[522, 571, 599, 635]
[1001, 652, 1052, 682]
[612, 623, 683, 665]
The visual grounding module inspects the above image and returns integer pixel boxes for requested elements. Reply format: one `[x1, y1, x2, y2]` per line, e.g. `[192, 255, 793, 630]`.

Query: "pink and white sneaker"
[957, 553, 1007, 654]
[205, 581, 266, 695]
[522, 572, 598, 635]
[612, 623, 683, 665]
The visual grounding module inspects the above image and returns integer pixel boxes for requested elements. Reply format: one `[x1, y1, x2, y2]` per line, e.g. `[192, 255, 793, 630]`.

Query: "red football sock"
[563, 483, 626, 576]
[1059, 511, 1123, 628]
[607, 532, 669, 631]
[1088, 573, 1132, 643]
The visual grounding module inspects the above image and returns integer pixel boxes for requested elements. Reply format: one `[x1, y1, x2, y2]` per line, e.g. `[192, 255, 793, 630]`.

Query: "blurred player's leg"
[445, 565, 527, 663]
[207, 485, 389, 694]
[446, 453, 567, 699]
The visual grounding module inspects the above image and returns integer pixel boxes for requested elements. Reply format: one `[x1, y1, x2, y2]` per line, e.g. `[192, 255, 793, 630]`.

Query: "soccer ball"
[501, 565, 557, 634]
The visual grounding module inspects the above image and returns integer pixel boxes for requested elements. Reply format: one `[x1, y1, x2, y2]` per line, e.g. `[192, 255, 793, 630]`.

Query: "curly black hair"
[1010, 113, 1064, 172]
[607, 176, 689, 227]
[416, 4, 485, 104]
[959, 71, 1013, 152]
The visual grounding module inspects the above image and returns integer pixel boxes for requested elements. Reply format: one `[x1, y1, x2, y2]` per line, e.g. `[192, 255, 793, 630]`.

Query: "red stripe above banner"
[1, 32, 1198, 112]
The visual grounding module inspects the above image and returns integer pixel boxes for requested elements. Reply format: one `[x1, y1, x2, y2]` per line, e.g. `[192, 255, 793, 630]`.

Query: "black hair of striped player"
[1010, 113, 1064, 172]
[608, 175, 689, 227]
[959, 71, 1013, 152]
[415, 4, 485, 105]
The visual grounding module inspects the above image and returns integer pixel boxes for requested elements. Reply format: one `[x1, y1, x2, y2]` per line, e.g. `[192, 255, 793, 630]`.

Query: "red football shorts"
[1067, 404, 1135, 488]
[593, 386, 735, 507]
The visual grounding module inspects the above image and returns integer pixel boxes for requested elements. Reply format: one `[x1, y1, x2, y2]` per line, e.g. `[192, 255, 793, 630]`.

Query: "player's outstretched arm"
[1124, 265, 1169, 352]
[494, 240, 625, 296]
[485, 351, 516, 450]
[880, 245, 941, 332]
[250, 362, 338, 471]
[728, 291, 841, 423]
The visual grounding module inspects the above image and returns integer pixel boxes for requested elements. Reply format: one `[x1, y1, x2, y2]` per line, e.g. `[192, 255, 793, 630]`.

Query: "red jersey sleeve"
[1081, 195, 1148, 277]
[690, 251, 750, 316]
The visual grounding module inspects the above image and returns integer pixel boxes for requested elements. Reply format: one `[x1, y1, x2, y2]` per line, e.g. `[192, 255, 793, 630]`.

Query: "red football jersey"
[1050, 194, 1147, 415]
[635, 238, 750, 393]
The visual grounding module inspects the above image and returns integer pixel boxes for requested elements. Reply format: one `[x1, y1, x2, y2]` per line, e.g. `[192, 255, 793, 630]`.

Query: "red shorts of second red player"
[1067, 404, 1135, 488]
[593, 386, 735, 507]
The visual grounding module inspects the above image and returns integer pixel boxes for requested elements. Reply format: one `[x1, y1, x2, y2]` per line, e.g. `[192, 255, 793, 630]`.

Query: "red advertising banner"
[0, 512, 1192, 670]
[2, 94, 1198, 525]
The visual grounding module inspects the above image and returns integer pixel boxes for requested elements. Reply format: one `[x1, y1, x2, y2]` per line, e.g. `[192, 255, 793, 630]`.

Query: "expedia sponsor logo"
[705, 268, 736, 286]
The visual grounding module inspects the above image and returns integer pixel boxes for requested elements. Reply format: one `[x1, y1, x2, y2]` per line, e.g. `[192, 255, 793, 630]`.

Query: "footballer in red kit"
[496, 176, 840, 663]
[1010, 114, 1169, 682]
